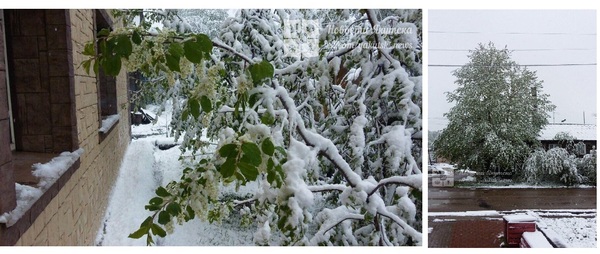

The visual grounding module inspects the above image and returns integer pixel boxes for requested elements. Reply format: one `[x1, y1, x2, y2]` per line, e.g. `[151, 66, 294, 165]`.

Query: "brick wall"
[10, 9, 130, 246]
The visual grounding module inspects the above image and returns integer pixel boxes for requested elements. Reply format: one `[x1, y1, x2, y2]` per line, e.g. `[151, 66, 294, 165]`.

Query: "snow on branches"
[86, 9, 422, 246]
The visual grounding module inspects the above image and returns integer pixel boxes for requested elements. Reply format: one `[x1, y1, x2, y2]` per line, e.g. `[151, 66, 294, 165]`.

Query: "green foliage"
[184, 34, 213, 63]
[248, 61, 274, 85]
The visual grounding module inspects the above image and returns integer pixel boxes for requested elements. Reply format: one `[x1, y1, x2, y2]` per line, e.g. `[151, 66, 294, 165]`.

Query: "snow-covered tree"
[434, 43, 554, 176]
[83, 9, 422, 246]
[523, 147, 584, 186]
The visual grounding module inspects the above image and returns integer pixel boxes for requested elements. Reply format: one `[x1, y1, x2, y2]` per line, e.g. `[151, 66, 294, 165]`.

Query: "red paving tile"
[429, 218, 506, 248]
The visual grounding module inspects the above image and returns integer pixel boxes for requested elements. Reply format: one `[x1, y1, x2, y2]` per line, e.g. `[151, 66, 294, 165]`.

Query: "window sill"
[99, 114, 120, 142]
[0, 149, 83, 245]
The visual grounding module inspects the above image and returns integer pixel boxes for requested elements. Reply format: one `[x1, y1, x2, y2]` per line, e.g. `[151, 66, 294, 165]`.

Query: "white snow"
[539, 217, 596, 248]
[432, 218, 456, 222]
[522, 231, 553, 248]
[503, 214, 537, 223]
[96, 105, 255, 246]
[32, 149, 85, 188]
[0, 184, 42, 225]
[428, 210, 500, 217]
[539, 124, 596, 141]
[99, 114, 120, 133]
[0, 149, 83, 226]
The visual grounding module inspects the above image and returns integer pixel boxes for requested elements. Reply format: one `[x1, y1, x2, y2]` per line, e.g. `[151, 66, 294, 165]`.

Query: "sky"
[428, 10, 597, 131]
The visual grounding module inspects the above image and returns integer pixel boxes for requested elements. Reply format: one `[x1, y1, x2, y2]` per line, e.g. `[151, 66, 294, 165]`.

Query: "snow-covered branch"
[309, 207, 365, 245]
[307, 184, 347, 193]
[212, 39, 255, 64]
[367, 174, 422, 197]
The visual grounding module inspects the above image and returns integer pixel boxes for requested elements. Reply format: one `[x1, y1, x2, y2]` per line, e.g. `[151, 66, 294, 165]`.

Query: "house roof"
[538, 124, 597, 141]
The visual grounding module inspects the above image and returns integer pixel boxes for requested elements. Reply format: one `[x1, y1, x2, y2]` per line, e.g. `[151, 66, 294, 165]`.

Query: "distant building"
[538, 124, 596, 156]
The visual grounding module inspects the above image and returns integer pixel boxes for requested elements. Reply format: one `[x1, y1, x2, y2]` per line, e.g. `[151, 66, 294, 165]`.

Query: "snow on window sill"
[0, 149, 84, 227]
[99, 114, 120, 134]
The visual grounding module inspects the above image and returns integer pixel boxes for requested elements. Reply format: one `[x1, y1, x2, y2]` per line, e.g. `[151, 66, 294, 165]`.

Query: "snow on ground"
[429, 209, 597, 248]
[96, 104, 256, 246]
[540, 217, 596, 248]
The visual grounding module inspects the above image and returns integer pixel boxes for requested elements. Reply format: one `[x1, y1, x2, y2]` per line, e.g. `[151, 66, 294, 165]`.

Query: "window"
[95, 10, 119, 138]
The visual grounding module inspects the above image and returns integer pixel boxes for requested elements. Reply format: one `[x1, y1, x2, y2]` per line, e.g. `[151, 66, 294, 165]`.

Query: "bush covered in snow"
[523, 147, 595, 186]
[84, 9, 423, 246]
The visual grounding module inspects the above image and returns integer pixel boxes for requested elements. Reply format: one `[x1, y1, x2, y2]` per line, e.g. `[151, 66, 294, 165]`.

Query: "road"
[429, 185, 597, 212]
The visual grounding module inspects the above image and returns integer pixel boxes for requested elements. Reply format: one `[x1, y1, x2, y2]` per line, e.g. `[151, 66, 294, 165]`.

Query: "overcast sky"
[428, 10, 597, 131]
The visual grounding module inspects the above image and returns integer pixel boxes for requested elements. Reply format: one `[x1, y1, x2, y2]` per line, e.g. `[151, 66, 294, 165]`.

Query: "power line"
[429, 30, 596, 36]
[429, 63, 597, 67]
[430, 48, 595, 52]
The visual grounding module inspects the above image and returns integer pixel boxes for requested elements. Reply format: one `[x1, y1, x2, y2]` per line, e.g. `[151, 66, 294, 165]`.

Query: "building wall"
[0, 11, 17, 216]
[8, 9, 130, 246]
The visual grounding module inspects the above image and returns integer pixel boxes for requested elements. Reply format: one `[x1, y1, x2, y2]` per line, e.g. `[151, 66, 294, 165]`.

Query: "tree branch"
[307, 184, 346, 193]
[367, 174, 422, 197]
[212, 40, 255, 64]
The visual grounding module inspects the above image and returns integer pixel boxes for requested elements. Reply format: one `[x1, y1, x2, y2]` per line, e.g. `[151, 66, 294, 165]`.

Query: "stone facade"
[0, 9, 130, 246]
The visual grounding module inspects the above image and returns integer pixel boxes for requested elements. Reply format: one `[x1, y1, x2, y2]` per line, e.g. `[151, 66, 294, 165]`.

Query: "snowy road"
[428, 186, 596, 212]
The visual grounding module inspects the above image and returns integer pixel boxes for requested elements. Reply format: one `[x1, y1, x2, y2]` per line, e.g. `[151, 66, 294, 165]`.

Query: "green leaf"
[141, 216, 153, 227]
[261, 139, 275, 156]
[83, 43, 95, 56]
[183, 34, 213, 63]
[275, 146, 287, 157]
[234, 171, 246, 182]
[220, 156, 236, 178]
[241, 142, 262, 166]
[410, 189, 422, 201]
[155, 187, 171, 197]
[166, 202, 182, 216]
[128, 226, 148, 239]
[169, 43, 185, 58]
[97, 28, 111, 37]
[104, 55, 122, 76]
[200, 96, 212, 113]
[186, 205, 196, 220]
[145, 205, 161, 211]
[182, 109, 189, 121]
[93, 59, 99, 74]
[149, 197, 163, 206]
[260, 112, 275, 125]
[132, 30, 142, 45]
[151, 223, 167, 237]
[165, 53, 181, 72]
[219, 143, 238, 158]
[115, 34, 133, 57]
[82, 60, 91, 74]
[248, 60, 274, 85]
[158, 211, 171, 225]
[188, 98, 200, 118]
[238, 162, 259, 181]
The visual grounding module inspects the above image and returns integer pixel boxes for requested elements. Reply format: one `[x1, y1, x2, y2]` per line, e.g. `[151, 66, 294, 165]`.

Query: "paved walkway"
[428, 217, 507, 248]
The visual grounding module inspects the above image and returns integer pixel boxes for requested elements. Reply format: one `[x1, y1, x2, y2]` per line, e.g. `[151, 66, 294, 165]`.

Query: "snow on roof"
[522, 231, 553, 248]
[538, 124, 596, 141]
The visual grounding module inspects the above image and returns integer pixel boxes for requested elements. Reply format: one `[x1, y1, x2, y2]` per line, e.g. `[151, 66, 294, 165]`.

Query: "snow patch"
[522, 231, 553, 248]
[99, 114, 120, 133]
[428, 210, 500, 217]
[0, 149, 83, 226]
